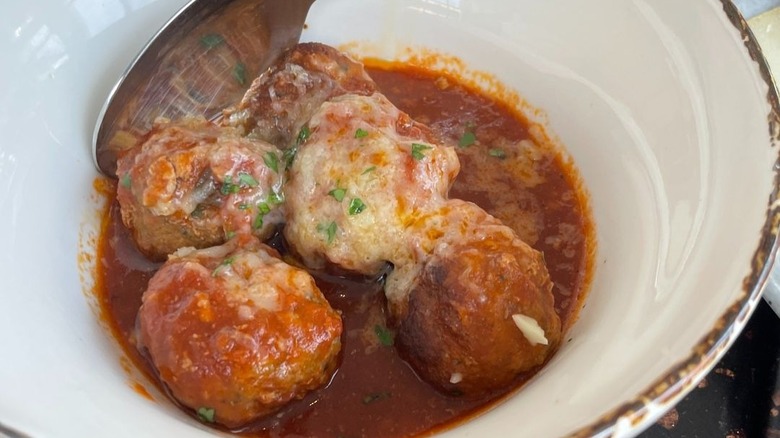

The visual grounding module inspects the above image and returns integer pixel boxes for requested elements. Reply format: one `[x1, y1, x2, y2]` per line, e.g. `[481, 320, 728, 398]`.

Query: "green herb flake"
[362, 391, 391, 405]
[232, 62, 247, 86]
[197, 407, 216, 423]
[361, 166, 377, 175]
[348, 198, 366, 215]
[267, 191, 284, 205]
[220, 176, 240, 195]
[296, 125, 311, 145]
[237, 203, 250, 210]
[238, 172, 258, 187]
[458, 131, 476, 148]
[488, 148, 507, 159]
[199, 34, 224, 49]
[410, 143, 433, 161]
[355, 128, 369, 139]
[374, 324, 394, 346]
[263, 151, 279, 173]
[329, 187, 347, 202]
[253, 202, 272, 230]
[212, 257, 234, 276]
[120, 174, 132, 188]
[225, 230, 236, 240]
[253, 214, 264, 230]
[283, 145, 298, 167]
[317, 221, 338, 245]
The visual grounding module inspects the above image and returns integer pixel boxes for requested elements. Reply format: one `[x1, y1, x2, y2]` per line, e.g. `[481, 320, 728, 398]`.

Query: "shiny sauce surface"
[97, 63, 594, 437]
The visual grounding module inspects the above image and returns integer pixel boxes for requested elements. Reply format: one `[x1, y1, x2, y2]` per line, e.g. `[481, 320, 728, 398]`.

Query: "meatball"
[116, 117, 285, 260]
[388, 200, 562, 394]
[283, 93, 459, 274]
[223, 42, 377, 147]
[137, 236, 343, 428]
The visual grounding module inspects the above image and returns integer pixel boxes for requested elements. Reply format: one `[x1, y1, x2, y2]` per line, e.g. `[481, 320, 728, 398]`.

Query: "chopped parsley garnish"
[120, 174, 132, 188]
[253, 202, 272, 229]
[317, 221, 338, 245]
[196, 407, 216, 423]
[212, 257, 234, 276]
[488, 148, 507, 159]
[220, 176, 240, 195]
[237, 172, 258, 187]
[348, 198, 366, 215]
[355, 128, 369, 139]
[296, 125, 311, 145]
[267, 191, 284, 205]
[458, 131, 476, 148]
[410, 143, 432, 160]
[221, 173, 257, 194]
[237, 203, 250, 210]
[199, 34, 224, 49]
[225, 230, 235, 240]
[232, 62, 247, 86]
[362, 391, 391, 405]
[253, 214, 264, 230]
[263, 151, 279, 173]
[283, 126, 309, 168]
[283, 145, 298, 168]
[328, 187, 346, 202]
[362, 166, 376, 175]
[374, 324, 394, 346]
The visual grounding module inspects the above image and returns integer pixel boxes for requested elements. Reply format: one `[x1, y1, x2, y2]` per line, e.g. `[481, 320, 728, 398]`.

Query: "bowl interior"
[0, 0, 776, 437]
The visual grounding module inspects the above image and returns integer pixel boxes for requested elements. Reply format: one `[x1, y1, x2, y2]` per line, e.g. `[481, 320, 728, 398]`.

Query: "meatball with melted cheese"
[116, 118, 285, 260]
[283, 92, 459, 274]
[389, 200, 562, 394]
[137, 236, 343, 428]
[224, 42, 377, 147]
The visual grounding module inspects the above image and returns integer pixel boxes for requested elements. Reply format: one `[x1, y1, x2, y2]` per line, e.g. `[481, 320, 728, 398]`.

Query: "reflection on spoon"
[93, 0, 316, 177]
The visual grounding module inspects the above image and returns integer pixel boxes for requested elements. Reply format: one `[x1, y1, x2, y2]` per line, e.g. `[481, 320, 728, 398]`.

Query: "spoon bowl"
[92, 0, 315, 177]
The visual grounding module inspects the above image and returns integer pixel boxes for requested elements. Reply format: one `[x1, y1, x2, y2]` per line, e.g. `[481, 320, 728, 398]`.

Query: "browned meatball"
[223, 42, 377, 147]
[390, 201, 562, 395]
[137, 236, 343, 428]
[116, 117, 285, 260]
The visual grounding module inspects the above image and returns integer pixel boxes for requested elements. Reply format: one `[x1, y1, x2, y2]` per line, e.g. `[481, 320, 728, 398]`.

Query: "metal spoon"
[92, 0, 315, 177]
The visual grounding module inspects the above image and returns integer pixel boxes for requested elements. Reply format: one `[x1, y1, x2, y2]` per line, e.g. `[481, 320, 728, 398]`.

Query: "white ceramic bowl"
[1, 0, 778, 437]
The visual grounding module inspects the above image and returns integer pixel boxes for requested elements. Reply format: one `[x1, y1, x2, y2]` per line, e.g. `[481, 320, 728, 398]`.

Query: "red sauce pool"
[95, 62, 595, 437]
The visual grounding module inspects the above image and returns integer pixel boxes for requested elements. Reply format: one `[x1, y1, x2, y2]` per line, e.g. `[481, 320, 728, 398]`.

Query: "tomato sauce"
[96, 62, 594, 437]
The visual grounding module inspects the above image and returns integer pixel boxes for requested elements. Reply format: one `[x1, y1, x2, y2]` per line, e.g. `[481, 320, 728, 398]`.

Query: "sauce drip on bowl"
[96, 61, 594, 437]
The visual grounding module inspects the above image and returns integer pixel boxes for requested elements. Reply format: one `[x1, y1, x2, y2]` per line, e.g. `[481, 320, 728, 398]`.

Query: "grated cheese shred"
[512, 314, 548, 346]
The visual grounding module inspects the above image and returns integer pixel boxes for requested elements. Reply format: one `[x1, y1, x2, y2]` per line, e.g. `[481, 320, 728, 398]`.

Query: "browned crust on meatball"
[393, 231, 562, 395]
[224, 42, 377, 146]
[121, 204, 224, 262]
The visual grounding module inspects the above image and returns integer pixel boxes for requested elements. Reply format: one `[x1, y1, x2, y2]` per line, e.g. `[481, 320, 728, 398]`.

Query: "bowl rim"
[568, 1, 780, 436]
[1, 1, 775, 436]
